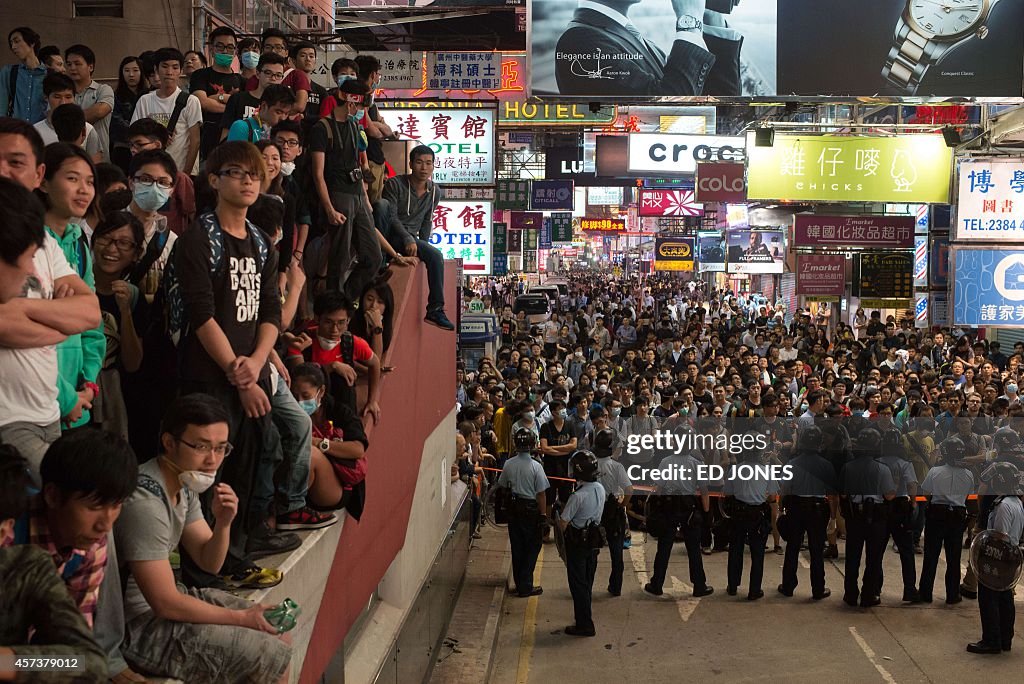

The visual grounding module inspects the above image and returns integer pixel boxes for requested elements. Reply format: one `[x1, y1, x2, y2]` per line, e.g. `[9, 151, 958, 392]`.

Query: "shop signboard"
[551, 213, 573, 243]
[747, 135, 953, 203]
[510, 211, 543, 230]
[695, 162, 747, 203]
[540, 218, 552, 249]
[581, 218, 626, 232]
[501, 101, 615, 125]
[953, 249, 1024, 328]
[638, 189, 703, 217]
[955, 159, 1024, 242]
[793, 215, 915, 248]
[931, 234, 950, 288]
[530, 180, 575, 210]
[315, 49, 417, 89]
[654, 237, 695, 272]
[697, 231, 726, 273]
[429, 200, 493, 274]
[507, 227, 523, 254]
[797, 254, 845, 297]
[525, 228, 538, 251]
[493, 221, 507, 253]
[587, 187, 623, 206]
[628, 134, 746, 176]
[389, 107, 495, 184]
[493, 253, 508, 276]
[496, 180, 530, 210]
[427, 52, 502, 91]
[856, 252, 914, 299]
[726, 228, 785, 274]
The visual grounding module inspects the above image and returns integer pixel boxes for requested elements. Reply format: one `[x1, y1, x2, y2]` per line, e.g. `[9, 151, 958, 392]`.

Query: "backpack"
[6, 64, 18, 117]
[163, 212, 269, 346]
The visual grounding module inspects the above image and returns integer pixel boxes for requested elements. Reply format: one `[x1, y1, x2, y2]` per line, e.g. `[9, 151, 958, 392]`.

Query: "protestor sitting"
[349, 273, 395, 360]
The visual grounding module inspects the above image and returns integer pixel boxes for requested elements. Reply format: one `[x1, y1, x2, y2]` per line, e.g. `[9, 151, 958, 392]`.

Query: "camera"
[348, 168, 363, 184]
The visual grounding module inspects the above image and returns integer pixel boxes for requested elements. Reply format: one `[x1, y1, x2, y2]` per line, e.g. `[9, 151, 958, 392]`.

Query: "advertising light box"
[429, 200, 493, 274]
[389, 107, 495, 185]
[956, 159, 1024, 242]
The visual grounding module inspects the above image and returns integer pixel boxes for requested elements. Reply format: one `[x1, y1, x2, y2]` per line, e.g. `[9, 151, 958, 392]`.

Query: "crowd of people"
[455, 271, 1024, 651]
[0, 22, 457, 683]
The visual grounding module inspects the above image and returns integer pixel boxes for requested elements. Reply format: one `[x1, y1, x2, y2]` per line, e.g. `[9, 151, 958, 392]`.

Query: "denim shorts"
[124, 586, 291, 683]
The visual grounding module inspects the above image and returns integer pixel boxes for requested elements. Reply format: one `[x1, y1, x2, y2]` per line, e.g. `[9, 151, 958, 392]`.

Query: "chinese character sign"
[654, 238, 695, 272]
[496, 180, 530, 210]
[316, 49, 418, 90]
[956, 160, 1024, 242]
[427, 52, 503, 91]
[389, 107, 495, 185]
[793, 215, 915, 248]
[427, 200, 493, 274]
[551, 213, 573, 243]
[797, 254, 846, 297]
[856, 252, 914, 299]
[539, 218, 552, 250]
[638, 189, 703, 217]
[954, 249, 1024, 328]
[747, 134, 952, 203]
[530, 180, 575, 210]
[493, 222, 507, 253]
[580, 218, 626, 232]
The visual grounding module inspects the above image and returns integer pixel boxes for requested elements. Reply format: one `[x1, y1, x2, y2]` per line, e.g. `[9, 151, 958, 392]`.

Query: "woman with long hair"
[111, 56, 146, 171]
[351, 274, 395, 358]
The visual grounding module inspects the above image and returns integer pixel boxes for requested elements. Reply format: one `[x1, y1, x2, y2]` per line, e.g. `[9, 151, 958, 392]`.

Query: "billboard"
[797, 254, 846, 297]
[726, 228, 785, 274]
[695, 162, 747, 203]
[953, 249, 1024, 327]
[587, 187, 623, 206]
[315, 50, 417, 89]
[581, 218, 626, 232]
[627, 134, 746, 176]
[389, 107, 495, 185]
[747, 134, 952, 203]
[793, 215, 915, 248]
[637, 189, 703, 217]
[530, 180, 574, 210]
[654, 238, 695, 272]
[429, 200, 493, 274]
[856, 252, 914, 299]
[955, 159, 1024, 242]
[697, 231, 726, 273]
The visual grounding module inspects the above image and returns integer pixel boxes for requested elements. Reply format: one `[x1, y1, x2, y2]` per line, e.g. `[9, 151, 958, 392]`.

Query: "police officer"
[967, 461, 1024, 654]
[497, 428, 550, 598]
[840, 428, 896, 607]
[918, 437, 975, 604]
[593, 428, 632, 597]
[778, 426, 835, 600]
[559, 450, 605, 637]
[878, 428, 920, 602]
[724, 434, 779, 600]
[643, 436, 714, 598]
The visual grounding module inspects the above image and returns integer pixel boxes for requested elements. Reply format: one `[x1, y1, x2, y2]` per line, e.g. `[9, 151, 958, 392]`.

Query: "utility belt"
[786, 496, 829, 513]
[509, 495, 543, 524]
[842, 499, 885, 523]
[565, 520, 607, 550]
[926, 503, 968, 524]
[887, 497, 913, 521]
[727, 498, 770, 522]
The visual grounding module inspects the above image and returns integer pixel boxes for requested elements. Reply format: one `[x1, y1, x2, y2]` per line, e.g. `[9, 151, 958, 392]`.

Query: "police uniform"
[724, 460, 779, 599]
[840, 450, 896, 607]
[878, 439, 920, 601]
[779, 449, 836, 599]
[596, 454, 631, 596]
[645, 453, 712, 597]
[973, 494, 1024, 652]
[561, 479, 605, 635]
[918, 462, 975, 603]
[498, 451, 550, 597]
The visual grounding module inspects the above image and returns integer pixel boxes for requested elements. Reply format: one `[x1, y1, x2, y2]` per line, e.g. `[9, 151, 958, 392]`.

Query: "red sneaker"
[276, 507, 339, 531]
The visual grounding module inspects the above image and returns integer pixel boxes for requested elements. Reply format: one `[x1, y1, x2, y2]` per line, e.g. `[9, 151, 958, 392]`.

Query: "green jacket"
[0, 545, 107, 682]
[46, 223, 105, 428]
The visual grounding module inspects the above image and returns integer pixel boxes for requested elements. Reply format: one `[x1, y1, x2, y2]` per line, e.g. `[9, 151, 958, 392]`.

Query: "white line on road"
[849, 626, 898, 684]
[629, 542, 703, 622]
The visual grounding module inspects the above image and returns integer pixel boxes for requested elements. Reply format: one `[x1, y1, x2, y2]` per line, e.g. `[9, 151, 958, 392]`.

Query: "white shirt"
[34, 118, 101, 160]
[131, 87, 202, 175]
[577, 0, 708, 50]
[0, 235, 76, 428]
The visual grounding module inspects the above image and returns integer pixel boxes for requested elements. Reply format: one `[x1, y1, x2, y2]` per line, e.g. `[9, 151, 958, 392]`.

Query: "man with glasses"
[219, 53, 287, 143]
[131, 47, 203, 176]
[125, 118, 196, 236]
[242, 29, 310, 117]
[271, 120, 311, 263]
[189, 26, 244, 160]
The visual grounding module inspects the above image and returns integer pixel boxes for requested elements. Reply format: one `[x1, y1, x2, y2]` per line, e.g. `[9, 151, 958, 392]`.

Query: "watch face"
[908, 0, 986, 38]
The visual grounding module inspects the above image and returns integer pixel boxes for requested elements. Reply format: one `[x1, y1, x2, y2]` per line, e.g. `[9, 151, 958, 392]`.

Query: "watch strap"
[882, 19, 933, 95]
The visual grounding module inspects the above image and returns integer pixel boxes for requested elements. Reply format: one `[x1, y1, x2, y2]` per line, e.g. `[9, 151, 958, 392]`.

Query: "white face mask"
[280, 161, 296, 176]
[318, 336, 340, 350]
[523, 411, 535, 422]
[179, 470, 216, 493]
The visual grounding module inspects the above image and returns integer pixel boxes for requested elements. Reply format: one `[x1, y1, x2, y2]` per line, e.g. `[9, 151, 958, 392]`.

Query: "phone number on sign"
[963, 219, 1020, 231]
[2, 656, 84, 672]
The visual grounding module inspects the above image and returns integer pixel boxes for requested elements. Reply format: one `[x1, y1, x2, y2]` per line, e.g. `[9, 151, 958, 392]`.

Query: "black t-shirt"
[219, 91, 260, 133]
[307, 116, 361, 192]
[365, 104, 386, 164]
[190, 68, 244, 127]
[304, 81, 326, 127]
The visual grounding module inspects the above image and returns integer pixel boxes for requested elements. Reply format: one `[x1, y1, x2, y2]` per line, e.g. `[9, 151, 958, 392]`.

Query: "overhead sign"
[956, 159, 1024, 242]
[797, 254, 846, 297]
[856, 252, 914, 299]
[493, 221, 507, 253]
[747, 134, 952, 203]
[539, 218, 552, 249]
[654, 238, 695, 272]
[695, 162, 747, 203]
[501, 101, 615, 126]
[587, 187, 622, 206]
[551, 213, 573, 243]
[637, 189, 703, 217]
[581, 218, 625, 233]
[389, 107, 495, 185]
[697, 232, 725, 273]
[427, 52, 502, 91]
[628, 134, 745, 176]
[510, 211, 542, 230]
[793, 215, 915, 248]
[429, 200, 493, 274]
[496, 180, 530, 210]
[954, 249, 1024, 327]
[316, 49, 417, 89]
[727, 228, 785, 274]
[546, 146, 586, 180]
[530, 180, 574, 211]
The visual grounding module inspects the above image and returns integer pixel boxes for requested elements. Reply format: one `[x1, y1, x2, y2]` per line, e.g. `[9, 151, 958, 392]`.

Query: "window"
[73, 0, 124, 17]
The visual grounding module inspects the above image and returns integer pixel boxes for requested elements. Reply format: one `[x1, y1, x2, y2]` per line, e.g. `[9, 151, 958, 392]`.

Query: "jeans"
[270, 374, 312, 514]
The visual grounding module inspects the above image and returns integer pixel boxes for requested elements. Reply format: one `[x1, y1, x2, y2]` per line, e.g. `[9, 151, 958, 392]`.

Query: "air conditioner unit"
[990, 106, 1024, 147]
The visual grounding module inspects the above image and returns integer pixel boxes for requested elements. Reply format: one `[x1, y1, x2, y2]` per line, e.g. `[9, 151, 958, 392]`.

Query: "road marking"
[799, 552, 810, 570]
[849, 626, 898, 684]
[515, 546, 544, 684]
[629, 541, 703, 622]
[629, 541, 650, 586]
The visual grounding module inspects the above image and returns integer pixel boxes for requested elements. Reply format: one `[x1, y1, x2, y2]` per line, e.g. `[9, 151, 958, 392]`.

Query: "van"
[513, 293, 551, 326]
[530, 285, 560, 302]
[543, 278, 569, 298]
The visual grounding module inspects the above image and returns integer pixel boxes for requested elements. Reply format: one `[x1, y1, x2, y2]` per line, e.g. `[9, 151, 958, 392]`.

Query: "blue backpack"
[164, 212, 269, 346]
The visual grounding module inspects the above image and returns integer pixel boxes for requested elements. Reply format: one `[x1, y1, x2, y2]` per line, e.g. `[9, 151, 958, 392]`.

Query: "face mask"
[299, 398, 318, 416]
[318, 336, 340, 350]
[336, 74, 355, 87]
[610, 407, 621, 418]
[179, 470, 216, 493]
[241, 51, 261, 70]
[213, 52, 234, 68]
[133, 182, 171, 213]
[355, 108, 366, 120]
[558, 409, 568, 419]
[1008, 384, 1018, 394]
[523, 411, 535, 422]
[280, 161, 295, 176]
[599, 384, 609, 393]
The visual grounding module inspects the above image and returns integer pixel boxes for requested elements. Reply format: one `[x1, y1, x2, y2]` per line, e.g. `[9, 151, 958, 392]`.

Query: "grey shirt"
[595, 456, 631, 499]
[497, 452, 550, 499]
[783, 452, 837, 498]
[920, 464, 975, 507]
[382, 175, 445, 243]
[74, 80, 115, 162]
[991, 495, 1024, 545]
[841, 456, 896, 504]
[877, 455, 918, 498]
[656, 454, 702, 496]
[561, 481, 606, 529]
[725, 467, 780, 505]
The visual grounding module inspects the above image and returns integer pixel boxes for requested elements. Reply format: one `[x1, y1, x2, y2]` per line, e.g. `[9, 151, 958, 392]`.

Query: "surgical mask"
[241, 51, 261, 70]
[318, 336, 340, 350]
[1008, 383, 1018, 394]
[523, 411, 535, 422]
[299, 398, 318, 416]
[352, 108, 365, 121]
[133, 182, 171, 213]
[213, 52, 234, 68]
[558, 409, 568, 419]
[599, 384, 608, 393]
[280, 161, 295, 176]
[610, 407, 621, 418]
[179, 470, 216, 493]
[336, 74, 355, 87]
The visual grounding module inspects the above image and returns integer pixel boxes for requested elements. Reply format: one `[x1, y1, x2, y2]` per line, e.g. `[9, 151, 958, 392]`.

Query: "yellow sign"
[655, 261, 694, 272]
[804, 295, 840, 303]
[746, 134, 952, 203]
[501, 101, 615, 125]
[654, 238, 695, 271]
[859, 299, 914, 309]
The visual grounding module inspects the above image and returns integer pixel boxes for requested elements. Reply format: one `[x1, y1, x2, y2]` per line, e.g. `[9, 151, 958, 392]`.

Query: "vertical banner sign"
[916, 294, 929, 328]
[493, 221, 507, 253]
[932, 293, 949, 327]
[551, 213, 573, 243]
[955, 159, 1024, 242]
[540, 218, 553, 250]
[654, 238, 695, 272]
[507, 228, 523, 255]
[953, 249, 1024, 327]
[856, 252, 914, 299]
[429, 200, 493, 274]
[638, 189, 704, 217]
[523, 250, 538, 273]
[510, 211, 543, 230]
[496, 180, 531, 210]
[530, 180, 575, 211]
[797, 254, 846, 298]
[493, 253, 508, 276]
[428, 52, 502, 91]
[695, 162, 747, 202]
[390, 107, 495, 184]
[930, 234, 950, 288]
[524, 228, 538, 251]
[914, 235, 929, 288]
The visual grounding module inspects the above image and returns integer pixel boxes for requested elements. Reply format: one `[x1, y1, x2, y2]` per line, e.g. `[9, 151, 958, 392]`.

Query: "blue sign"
[529, 180, 575, 211]
[540, 218, 552, 250]
[493, 253, 508, 276]
[954, 249, 1024, 327]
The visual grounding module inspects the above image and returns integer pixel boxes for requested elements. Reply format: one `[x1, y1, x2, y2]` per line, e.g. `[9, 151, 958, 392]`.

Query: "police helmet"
[993, 427, 1024, 457]
[797, 426, 824, 453]
[593, 428, 615, 459]
[881, 429, 905, 459]
[981, 461, 1024, 496]
[512, 427, 537, 453]
[855, 428, 882, 457]
[570, 449, 600, 482]
[939, 436, 968, 467]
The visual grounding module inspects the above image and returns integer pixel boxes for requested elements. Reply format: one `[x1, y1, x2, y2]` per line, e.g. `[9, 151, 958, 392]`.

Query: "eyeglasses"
[218, 167, 262, 181]
[261, 69, 285, 81]
[134, 173, 174, 189]
[212, 43, 236, 53]
[128, 140, 159, 152]
[320, 318, 350, 330]
[94, 236, 138, 252]
[265, 44, 288, 54]
[274, 137, 300, 148]
[178, 438, 233, 457]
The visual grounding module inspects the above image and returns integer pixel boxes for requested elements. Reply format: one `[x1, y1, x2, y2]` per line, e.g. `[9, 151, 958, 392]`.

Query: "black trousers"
[781, 498, 829, 596]
[566, 540, 598, 630]
[326, 191, 382, 302]
[844, 507, 888, 601]
[605, 516, 625, 595]
[508, 506, 542, 595]
[883, 500, 918, 596]
[978, 584, 1016, 648]
[919, 505, 966, 600]
[650, 509, 707, 593]
[727, 504, 770, 593]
